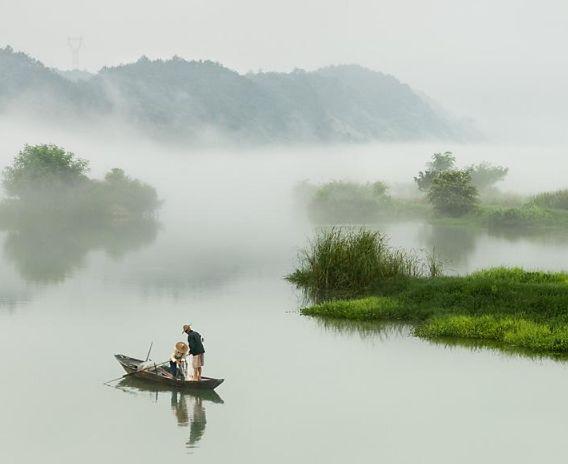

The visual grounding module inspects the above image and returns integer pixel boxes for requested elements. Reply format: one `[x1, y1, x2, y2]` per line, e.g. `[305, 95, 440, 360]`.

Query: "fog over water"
[2, 108, 568, 464]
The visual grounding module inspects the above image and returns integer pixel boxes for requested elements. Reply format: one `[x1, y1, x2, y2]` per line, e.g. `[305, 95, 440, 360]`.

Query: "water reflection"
[421, 224, 478, 269]
[309, 317, 411, 341]
[421, 335, 568, 363]
[1, 217, 158, 284]
[115, 377, 223, 450]
[313, 315, 568, 363]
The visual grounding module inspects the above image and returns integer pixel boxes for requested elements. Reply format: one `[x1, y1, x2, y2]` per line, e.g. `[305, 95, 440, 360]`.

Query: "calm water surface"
[2, 147, 568, 463]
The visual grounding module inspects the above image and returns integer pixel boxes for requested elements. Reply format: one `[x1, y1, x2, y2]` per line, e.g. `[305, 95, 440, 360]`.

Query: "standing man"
[182, 324, 205, 381]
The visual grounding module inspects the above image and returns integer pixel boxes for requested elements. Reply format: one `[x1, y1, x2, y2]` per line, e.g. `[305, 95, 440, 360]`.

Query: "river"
[1, 142, 568, 463]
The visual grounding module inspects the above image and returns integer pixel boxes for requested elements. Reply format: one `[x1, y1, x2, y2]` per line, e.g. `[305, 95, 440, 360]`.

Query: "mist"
[3, 3, 568, 462]
[3, 0, 568, 143]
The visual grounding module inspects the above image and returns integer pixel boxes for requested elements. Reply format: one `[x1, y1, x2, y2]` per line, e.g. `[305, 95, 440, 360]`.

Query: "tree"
[427, 170, 478, 217]
[2, 144, 89, 199]
[414, 152, 455, 191]
[467, 163, 508, 191]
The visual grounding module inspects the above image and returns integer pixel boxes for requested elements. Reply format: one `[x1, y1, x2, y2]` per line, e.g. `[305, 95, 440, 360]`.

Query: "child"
[170, 342, 189, 380]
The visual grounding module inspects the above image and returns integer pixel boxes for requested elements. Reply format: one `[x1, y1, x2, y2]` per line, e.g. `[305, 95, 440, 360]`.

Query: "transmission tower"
[67, 37, 83, 69]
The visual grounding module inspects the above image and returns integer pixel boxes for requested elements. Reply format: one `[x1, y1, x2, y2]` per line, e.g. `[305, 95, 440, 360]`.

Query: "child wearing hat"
[170, 342, 189, 380]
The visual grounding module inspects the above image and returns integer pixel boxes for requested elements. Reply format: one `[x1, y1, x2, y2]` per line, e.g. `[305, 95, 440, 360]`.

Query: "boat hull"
[114, 354, 224, 391]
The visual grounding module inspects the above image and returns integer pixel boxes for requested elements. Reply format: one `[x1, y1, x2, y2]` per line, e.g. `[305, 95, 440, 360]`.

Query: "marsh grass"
[298, 266, 568, 354]
[416, 315, 568, 353]
[530, 189, 568, 211]
[286, 228, 423, 298]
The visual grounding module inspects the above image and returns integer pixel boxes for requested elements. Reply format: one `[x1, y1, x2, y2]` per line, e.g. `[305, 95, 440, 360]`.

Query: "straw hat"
[182, 324, 191, 334]
[175, 342, 189, 354]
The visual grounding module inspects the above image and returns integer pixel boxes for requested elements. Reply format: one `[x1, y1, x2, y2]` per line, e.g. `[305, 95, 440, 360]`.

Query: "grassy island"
[288, 228, 568, 354]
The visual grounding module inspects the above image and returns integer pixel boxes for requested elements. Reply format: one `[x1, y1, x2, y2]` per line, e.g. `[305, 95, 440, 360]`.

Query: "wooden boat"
[116, 376, 224, 403]
[114, 354, 224, 391]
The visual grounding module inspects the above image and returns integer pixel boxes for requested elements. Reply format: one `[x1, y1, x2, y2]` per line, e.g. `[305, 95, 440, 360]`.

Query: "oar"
[103, 360, 170, 386]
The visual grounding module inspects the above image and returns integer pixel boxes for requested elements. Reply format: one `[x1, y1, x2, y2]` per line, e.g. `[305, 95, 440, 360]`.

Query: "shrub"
[2, 144, 89, 200]
[309, 180, 391, 223]
[467, 163, 508, 191]
[414, 152, 455, 192]
[427, 170, 478, 217]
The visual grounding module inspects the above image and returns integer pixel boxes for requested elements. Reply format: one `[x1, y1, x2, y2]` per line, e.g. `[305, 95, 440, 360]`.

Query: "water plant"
[290, 230, 568, 354]
[286, 227, 422, 298]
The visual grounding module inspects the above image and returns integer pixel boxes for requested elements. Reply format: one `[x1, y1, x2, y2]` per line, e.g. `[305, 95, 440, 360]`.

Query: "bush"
[308, 180, 391, 223]
[414, 152, 455, 192]
[2, 144, 89, 200]
[427, 170, 478, 217]
[467, 163, 508, 191]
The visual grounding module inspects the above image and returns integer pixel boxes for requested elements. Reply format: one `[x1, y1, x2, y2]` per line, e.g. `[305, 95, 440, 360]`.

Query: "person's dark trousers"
[170, 361, 177, 377]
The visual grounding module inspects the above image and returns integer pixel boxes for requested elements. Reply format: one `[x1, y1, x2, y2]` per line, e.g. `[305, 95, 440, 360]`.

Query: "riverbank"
[300, 268, 568, 354]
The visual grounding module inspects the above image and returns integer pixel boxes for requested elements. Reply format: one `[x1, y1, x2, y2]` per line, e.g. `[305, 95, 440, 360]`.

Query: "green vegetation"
[414, 151, 456, 192]
[307, 181, 393, 223]
[1, 46, 466, 143]
[427, 170, 478, 217]
[1, 144, 160, 222]
[286, 228, 427, 298]
[529, 189, 568, 211]
[300, 151, 568, 233]
[0, 144, 160, 283]
[415, 316, 568, 353]
[290, 229, 568, 354]
[468, 162, 508, 191]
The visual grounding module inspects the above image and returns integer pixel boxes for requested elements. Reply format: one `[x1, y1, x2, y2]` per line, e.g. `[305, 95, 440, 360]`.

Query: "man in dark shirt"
[182, 324, 205, 381]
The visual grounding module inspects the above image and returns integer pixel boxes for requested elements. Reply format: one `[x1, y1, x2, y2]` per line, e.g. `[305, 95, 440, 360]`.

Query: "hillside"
[0, 46, 471, 144]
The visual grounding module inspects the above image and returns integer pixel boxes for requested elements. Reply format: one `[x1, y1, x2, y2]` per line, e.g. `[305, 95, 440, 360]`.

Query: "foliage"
[529, 189, 568, 211]
[414, 152, 455, 191]
[1, 145, 160, 220]
[466, 162, 508, 190]
[286, 228, 422, 298]
[298, 265, 568, 354]
[485, 206, 554, 229]
[2, 145, 89, 199]
[308, 181, 391, 223]
[427, 170, 478, 216]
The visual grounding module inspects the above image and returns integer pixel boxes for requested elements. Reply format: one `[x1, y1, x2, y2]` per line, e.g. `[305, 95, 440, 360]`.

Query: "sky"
[1, 0, 567, 140]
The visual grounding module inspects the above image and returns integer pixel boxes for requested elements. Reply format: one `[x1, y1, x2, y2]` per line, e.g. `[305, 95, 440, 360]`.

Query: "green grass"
[290, 229, 568, 354]
[297, 267, 568, 354]
[286, 227, 427, 299]
[416, 315, 568, 353]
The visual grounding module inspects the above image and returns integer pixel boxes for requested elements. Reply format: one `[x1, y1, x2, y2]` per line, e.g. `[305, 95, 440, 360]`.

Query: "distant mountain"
[0, 46, 474, 144]
[55, 69, 94, 82]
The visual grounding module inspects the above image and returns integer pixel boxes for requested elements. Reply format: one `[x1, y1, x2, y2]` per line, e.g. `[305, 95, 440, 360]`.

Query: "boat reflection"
[116, 377, 223, 449]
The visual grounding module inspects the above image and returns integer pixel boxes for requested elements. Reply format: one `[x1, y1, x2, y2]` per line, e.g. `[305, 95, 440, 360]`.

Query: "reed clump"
[529, 189, 568, 211]
[286, 228, 425, 298]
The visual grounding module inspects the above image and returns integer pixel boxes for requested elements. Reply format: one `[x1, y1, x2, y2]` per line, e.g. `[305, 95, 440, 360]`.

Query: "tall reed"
[286, 227, 422, 298]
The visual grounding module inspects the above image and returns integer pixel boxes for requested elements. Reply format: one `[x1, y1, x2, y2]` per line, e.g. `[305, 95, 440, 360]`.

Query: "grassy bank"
[300, 269, 568, 354]
[290, 229, 568, 354]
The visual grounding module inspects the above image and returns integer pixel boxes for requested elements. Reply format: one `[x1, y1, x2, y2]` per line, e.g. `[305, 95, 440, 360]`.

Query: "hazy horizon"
[2, 0, 568, 142]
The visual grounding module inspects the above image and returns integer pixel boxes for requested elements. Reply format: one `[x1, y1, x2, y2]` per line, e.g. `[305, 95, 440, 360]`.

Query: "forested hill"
[0, 46, 472, 144]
